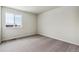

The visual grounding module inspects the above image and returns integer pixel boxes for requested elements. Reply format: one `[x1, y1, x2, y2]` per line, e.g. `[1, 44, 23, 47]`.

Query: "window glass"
[15, 15, 22, 26]
[5, 13, 22, 27]
[6, 13, 14, 25]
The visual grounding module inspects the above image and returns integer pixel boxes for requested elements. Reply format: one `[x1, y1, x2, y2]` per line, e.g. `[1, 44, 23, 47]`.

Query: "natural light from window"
[5, 13, 22, 27]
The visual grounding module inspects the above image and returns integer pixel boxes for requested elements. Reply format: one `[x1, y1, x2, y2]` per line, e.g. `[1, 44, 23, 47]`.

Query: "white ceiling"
[6, 6, 58, 14]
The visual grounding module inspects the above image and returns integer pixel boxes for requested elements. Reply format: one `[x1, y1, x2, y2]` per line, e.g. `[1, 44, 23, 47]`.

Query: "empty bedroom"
[0, 6, 79, 52]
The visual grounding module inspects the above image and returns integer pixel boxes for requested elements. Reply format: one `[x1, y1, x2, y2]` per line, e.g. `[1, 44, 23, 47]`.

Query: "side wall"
[0, 6, 1, 42]
[2, 7, 37, 41]
[38, 7, 79, 45]
[76, 7, 79, 44]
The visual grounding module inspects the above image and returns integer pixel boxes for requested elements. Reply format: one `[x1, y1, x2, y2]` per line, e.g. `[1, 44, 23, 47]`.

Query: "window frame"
[5, 12, 22, 28]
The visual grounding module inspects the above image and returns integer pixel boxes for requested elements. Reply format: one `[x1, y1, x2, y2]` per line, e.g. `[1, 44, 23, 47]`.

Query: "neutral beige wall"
[2, 7, 37, 41]
[0, 6, 1, 42]
[38, 7, 79, 45]
[75, 7, 79, 44]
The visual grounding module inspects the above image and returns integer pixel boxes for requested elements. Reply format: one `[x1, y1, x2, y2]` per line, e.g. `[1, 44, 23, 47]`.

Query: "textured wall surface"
[38, 7, 79, 45]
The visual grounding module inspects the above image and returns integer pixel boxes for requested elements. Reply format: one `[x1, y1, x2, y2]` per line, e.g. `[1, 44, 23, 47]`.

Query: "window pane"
[15, 15, 22, 26]
[6, 13, 14, 25]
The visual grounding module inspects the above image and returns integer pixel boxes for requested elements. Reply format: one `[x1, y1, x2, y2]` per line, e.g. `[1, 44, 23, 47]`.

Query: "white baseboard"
[2, 34, 37, 42]
[38, 33, 79, 46]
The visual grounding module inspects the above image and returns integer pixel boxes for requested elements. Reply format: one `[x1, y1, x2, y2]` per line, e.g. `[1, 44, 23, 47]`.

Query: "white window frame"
[5, 12, 22, 28]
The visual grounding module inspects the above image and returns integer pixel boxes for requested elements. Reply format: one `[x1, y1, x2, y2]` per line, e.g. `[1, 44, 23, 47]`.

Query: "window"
[15, 15, 22, 27]
[5, 13, 22, 27]
[6, 13, 14, 27]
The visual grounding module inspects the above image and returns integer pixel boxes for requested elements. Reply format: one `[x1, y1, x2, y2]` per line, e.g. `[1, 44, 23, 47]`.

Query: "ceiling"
[6, 6, 58, 14]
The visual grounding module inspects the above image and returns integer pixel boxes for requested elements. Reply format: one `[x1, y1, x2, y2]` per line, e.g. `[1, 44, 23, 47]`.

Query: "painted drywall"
[2, 7, 37, 41]
[75, 7, 79, 44]
[38, 7, 79, 45]
[0, 6, 1, 42]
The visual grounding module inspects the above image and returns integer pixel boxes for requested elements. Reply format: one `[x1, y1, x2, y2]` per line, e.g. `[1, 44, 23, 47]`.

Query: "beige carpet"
[0, 35, 79, 52]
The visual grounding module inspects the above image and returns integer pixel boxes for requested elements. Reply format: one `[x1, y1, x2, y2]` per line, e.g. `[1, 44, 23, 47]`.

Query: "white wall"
[38, 7, 79, 45]
[75, 7, 79, 44]
[0, 6, 1, 42]
[2, 7, 37, 41]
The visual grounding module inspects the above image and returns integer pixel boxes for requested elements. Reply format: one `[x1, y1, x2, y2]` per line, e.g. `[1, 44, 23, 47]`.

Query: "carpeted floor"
[0, 35, 79, 52]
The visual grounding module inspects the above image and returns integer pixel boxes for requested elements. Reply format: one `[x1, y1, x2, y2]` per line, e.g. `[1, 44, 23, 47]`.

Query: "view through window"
[5, 13, 22, 27]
